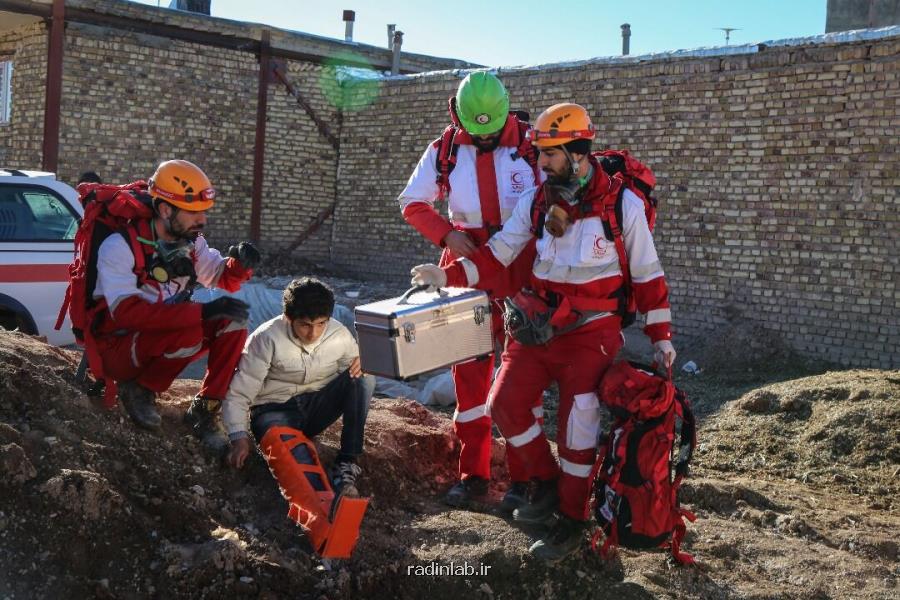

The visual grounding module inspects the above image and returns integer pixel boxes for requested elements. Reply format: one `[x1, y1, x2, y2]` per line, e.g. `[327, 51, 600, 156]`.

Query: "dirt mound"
[699, 369, 900, 509]
[1, 330, 898, 599]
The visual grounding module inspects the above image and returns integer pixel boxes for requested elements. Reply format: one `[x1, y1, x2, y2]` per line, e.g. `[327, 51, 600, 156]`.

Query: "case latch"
[473, 305, 487, 326]
[403, 322, 416, 343]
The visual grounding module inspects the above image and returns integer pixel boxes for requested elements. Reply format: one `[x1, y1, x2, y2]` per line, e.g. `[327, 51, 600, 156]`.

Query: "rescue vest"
[591, 361, 697, 565]
[434, 97, 540, 232]
[529, 151, 658, 327]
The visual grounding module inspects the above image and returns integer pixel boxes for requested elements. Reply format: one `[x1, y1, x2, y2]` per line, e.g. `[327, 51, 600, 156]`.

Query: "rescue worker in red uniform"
[93, 160, 259, 452]
[399, 72, 541, 509]
[412, 103, 676, 560]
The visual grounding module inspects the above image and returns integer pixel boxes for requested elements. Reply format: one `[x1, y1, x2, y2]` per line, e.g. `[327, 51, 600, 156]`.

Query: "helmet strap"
[561, 145, 580, 178]
[547, 162, 593, 207]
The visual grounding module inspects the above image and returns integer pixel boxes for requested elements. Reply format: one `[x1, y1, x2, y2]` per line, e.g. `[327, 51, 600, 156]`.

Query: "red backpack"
[434, 98, 540, 204]
[590, 361, 697, 565]
[595, 149, 657, 231]
[55, 181, 157, 407]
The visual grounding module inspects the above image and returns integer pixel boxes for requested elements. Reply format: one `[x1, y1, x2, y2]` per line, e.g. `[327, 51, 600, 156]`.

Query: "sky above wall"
[131, 0, 829, 67]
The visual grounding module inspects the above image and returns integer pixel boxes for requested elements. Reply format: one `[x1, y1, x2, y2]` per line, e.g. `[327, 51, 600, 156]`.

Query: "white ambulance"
[0, 169, 81, 345]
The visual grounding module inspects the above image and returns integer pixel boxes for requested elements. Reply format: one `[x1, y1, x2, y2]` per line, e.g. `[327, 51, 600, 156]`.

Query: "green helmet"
[455, 71, 510, 135]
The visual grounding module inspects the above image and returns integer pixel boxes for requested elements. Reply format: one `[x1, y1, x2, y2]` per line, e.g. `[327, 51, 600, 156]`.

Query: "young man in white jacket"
[223, 277, 374, 496]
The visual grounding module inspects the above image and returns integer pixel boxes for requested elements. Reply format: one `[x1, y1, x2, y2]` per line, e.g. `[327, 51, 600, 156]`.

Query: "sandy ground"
[0, 327, 897, 599]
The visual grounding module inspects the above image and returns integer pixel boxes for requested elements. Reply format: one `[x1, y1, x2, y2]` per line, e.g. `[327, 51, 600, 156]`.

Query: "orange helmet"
[148, 160, 216, 212]
[528, 103, 595, 148]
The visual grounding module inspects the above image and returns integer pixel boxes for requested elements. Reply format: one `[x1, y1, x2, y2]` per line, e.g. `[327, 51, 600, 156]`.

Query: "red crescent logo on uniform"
[593, 235, 608, 258]
[510, 171, 526, 193]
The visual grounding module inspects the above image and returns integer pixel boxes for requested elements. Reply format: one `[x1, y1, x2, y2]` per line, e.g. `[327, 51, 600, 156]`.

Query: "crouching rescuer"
[70, 159, 259, 451]
[223, 278, 373, 559]
[412, 103, 676, 561]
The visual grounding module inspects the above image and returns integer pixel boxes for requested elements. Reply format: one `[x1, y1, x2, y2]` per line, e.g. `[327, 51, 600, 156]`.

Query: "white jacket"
[461, 187, 664, 288]
[95, 233, 225, 312]
[223, 315, 358, 437]
[399, 141, 538, 229]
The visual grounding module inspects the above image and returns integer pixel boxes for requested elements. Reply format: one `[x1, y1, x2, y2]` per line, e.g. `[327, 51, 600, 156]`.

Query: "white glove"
[410, 264, 447, 292]
[653, 340, 676, 369]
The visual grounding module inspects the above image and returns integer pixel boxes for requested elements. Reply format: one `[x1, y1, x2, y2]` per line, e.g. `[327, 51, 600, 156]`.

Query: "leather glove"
[201, 297, 250, 322]
[227, 242, 261, 270]
[410, 264, 447, 292]
[653, 339, 676, 370]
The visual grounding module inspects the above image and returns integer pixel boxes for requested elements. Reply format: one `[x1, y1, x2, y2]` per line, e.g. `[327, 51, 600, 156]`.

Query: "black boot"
[499, 481, 530, 513]
[529, 514, 588, 562]
[183, 396, 229, 454]
[512, 478, 558, 524]
[118, 380, 161, 430]
[443, 476, 489, 508]
[332, 461, 363, 498]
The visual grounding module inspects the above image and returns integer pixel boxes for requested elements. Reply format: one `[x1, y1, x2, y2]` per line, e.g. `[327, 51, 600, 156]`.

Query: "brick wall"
[1, 14, 897, 368]
[334, 37, 900, 368]
[0, 20, 338, 257]
[0, 23, 46, 168]
[259, 59, 339, 261]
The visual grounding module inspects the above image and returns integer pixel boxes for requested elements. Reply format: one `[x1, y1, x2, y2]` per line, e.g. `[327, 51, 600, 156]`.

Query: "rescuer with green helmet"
[397, 71, 542, 511]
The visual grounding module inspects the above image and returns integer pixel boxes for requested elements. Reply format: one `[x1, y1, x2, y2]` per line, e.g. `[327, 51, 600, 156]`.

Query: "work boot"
[512, 478, 558, 524]
[443, 476, 489, 508]
[183, 396, 229, 455]
[118, 380, 161, 430]
[331, 461, 363, 497]
[529, 514, 588, 562]
[499, 481, 530, 513]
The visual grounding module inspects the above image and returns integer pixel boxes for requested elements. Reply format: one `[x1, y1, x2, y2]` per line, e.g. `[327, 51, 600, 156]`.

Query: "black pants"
[250, 370, 374, 462]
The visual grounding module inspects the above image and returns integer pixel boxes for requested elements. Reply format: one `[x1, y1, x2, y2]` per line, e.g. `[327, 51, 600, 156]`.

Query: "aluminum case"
[354, 286, 494, 380]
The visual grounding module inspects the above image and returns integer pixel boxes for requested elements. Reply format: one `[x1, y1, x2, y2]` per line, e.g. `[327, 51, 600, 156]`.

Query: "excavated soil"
[0, 329, 898, 599]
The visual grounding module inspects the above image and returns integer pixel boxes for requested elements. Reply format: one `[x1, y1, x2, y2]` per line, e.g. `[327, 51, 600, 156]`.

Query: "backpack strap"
[669, 511, 697, 565]
[670, 387, 698, 565]
[529, 186, 546, 239]
[602, 186, 632, 306]
[119, 219, 161, 303]
[510, 115, 540, 183]
[673, 388, 696, 478]
[434, 124, 460, 201]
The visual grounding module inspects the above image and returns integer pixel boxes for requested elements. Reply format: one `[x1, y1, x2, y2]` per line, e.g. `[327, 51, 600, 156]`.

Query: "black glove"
[201, 297, 250, 322]
[227, 242, 261, 270]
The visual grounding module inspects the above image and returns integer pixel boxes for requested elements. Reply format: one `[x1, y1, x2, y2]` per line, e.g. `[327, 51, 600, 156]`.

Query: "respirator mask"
[150, 239, 195, 284]
[542, 156, 593, 238]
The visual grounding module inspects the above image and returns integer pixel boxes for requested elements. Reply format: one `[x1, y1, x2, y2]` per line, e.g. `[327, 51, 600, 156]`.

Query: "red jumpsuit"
[443, 160, 673, 519]
[399, 115, 541, 482]
[92, 232, 250, 400]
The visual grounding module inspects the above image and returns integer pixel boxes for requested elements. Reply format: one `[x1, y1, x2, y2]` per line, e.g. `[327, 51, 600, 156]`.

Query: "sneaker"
[332, 461, 362, 497]
[443, 476, 489, 508]
[118, 380, 161, 430]
[499, 481, 530, 513]
[512, 479, 558, 524]
[529, 514, 588, 562]
[183, 396, 229, 455]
